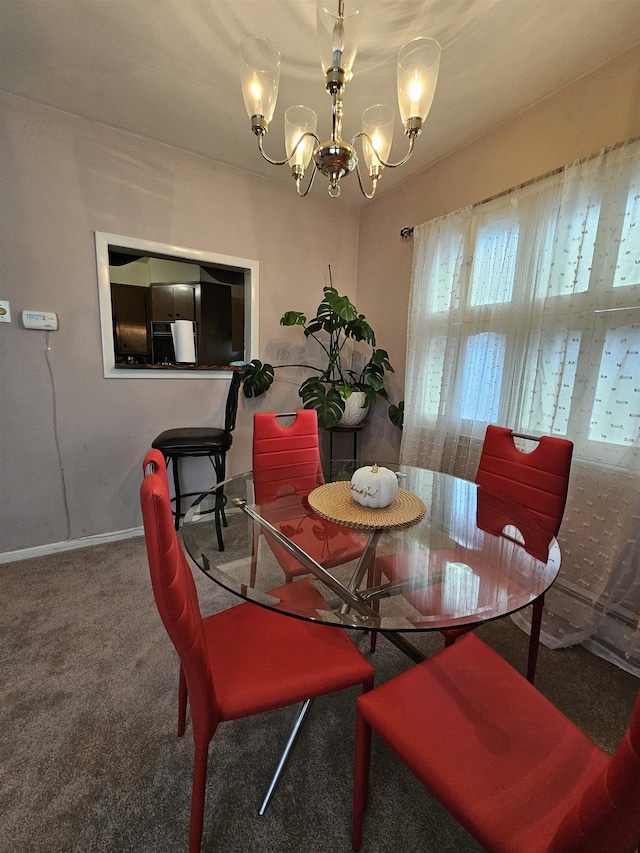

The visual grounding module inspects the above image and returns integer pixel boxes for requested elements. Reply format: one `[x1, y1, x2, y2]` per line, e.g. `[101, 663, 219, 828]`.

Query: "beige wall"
[2, 44, 639, 555]
[355, 43, 640, 465]
[0, 94, 359, 553]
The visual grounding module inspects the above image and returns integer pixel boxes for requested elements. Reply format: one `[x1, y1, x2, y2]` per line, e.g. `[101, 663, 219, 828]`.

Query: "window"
[405, 140, 640, 466]
[402, 138, 640, 676]
[95, 233, 259, 379]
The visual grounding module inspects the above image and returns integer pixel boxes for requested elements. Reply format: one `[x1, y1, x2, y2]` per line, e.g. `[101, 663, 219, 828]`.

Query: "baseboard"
[0, 526, 144, 565]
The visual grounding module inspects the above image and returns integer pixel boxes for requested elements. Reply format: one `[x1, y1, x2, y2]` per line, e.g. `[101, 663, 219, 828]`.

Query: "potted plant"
[240, 271, 404, 430]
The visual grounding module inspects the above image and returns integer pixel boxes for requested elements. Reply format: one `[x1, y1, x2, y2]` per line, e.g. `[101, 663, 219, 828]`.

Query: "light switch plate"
[22, 310, 58, 330]
[0, 300, 10, 323]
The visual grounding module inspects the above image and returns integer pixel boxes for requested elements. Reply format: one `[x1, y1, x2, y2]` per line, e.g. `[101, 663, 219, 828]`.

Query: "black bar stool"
[151, 370, 241, 549]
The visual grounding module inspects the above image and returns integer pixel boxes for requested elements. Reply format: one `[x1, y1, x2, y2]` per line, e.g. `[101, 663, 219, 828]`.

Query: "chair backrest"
[252, 410, 324, 502]
[224, 370, 242, 435]
[475, 425, 573, 537]
[548, 690, 640, 853]
[140, 450, 219, 746]
[143, 447, 169, 488]
[251, 411, 366, 579]
[475, 488, 554, 562]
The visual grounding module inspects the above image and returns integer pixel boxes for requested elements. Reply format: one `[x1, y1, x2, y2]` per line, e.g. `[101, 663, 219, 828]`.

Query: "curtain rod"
[400, 136, 638, 239]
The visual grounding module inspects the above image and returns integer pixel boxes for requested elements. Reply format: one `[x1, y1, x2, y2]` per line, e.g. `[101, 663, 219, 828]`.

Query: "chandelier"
[239, 0, 441, 199]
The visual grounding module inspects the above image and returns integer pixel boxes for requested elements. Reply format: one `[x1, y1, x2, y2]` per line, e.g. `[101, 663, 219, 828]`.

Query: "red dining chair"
[474, 425, 574, 539]
[371, 425, 573, 681]
[353, 633, 640, 853]
[440, 426, 573, 673]
[140, 449, 374, 853]
[251, 410, 367, 583]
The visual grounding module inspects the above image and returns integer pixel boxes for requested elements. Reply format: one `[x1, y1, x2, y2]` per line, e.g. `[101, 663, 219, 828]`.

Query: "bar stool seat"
[153, 427, 231, 456]
[152, 371, 241, 548]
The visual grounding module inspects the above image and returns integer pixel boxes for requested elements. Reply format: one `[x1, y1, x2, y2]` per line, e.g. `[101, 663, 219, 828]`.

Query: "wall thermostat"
[22, 311, 59, 330]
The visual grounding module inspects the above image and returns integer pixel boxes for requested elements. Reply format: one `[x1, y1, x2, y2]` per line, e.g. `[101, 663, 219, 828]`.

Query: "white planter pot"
[339, 391, 369, 426]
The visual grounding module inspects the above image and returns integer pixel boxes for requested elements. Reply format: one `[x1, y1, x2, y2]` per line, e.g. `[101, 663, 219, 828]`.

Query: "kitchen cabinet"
[199, 282, 244, 366]
[150, 284, 197, 322]
[111, 284, 150, 359]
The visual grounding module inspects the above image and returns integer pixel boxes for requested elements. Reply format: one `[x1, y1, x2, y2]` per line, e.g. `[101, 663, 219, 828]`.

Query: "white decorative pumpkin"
[350, 464, 399, 509]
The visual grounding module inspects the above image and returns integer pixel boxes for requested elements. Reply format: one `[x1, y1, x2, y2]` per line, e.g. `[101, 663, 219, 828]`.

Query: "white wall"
[0, 94, 359, 554]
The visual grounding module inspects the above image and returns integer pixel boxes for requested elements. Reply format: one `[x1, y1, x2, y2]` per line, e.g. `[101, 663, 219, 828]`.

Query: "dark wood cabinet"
[109, 278, 243, 368]
[199, 282, 244, 366]
[173, 285, 196, 320]
[150, 284, 196, 321]
[111, 284, 150, 358]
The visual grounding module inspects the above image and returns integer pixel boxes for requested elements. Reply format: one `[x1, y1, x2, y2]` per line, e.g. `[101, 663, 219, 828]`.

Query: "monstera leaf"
[388, 400, 404, 430]
[344, 314, 376, 346]
[360, 349, 394, 393]
[323, 287, 358, 321]
[280, 311, 306, 327]
[298, 377, 346, 429]
[240, 360, 275, 398]
[305, 287, 357, 337]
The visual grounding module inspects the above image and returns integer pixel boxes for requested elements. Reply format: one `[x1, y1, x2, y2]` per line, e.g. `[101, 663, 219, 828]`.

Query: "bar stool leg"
[170, 455, 181, 530]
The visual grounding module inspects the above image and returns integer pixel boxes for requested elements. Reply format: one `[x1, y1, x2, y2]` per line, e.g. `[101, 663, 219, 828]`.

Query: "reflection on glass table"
[182, 461, 560, 666]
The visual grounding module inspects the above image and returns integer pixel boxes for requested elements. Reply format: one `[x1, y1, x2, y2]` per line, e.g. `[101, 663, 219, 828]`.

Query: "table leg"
[339, 529, 382, 615]
[259, 698, 313, 815]
[378, 630, 426, 663]
[234, 500, 378, 620]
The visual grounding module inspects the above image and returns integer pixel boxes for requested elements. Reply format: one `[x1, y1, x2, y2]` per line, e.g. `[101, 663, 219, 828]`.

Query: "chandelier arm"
[353, 159, 378, 200]
[295, 162, 320, 198]
[351, 132, 417, 169]
[257, 132, 322, 167]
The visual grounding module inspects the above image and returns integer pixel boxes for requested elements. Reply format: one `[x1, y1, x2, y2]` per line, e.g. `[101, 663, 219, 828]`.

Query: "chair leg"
[250, 526, 260, 587]
[353, 706, 372, 852]
[527, 593, 545, 683]
[212, 452, 228, 552]
[214, 498, 224, 552]
[178, 664, 187, 737]
[189, 744, 209, 853]
[169, 455, 182, 531]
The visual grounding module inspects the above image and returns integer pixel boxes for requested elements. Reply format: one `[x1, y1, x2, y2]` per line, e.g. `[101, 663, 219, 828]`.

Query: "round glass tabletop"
[182, 461, 560, 634]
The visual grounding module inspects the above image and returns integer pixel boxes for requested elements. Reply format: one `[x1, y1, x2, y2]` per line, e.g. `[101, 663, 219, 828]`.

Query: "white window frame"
[95, 232, 259, 379]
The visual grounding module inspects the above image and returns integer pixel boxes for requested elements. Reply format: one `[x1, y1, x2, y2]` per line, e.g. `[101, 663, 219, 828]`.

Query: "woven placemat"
[308, 481, 426, 531]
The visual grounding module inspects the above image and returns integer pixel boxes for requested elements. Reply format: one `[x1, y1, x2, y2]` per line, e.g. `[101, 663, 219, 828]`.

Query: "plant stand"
[328, 422, 367, 463]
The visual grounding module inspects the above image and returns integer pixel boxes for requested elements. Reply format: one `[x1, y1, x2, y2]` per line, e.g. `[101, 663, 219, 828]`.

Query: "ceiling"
[1, 0, 639, 205]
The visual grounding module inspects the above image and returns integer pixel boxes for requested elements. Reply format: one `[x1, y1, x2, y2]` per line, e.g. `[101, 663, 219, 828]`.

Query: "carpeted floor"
[1, 536, 638, 853]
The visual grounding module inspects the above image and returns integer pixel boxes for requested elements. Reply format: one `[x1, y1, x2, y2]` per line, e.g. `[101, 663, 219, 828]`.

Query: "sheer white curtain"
[401, 138, 640, 676]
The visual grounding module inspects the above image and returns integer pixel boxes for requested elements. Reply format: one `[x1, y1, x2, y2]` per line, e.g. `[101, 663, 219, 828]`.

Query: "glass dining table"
[182, 459, 561, 813]
[182, 460, 560, 667]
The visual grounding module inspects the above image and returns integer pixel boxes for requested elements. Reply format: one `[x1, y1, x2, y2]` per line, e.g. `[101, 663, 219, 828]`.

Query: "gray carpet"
[1, 537, 638, 853]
